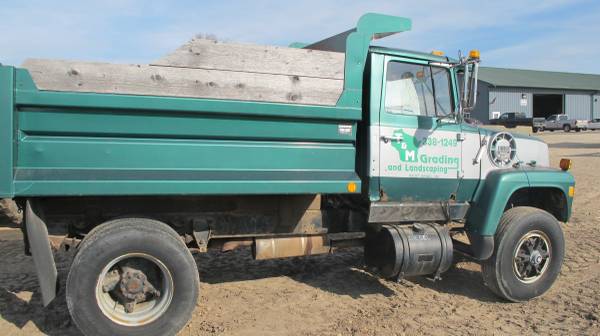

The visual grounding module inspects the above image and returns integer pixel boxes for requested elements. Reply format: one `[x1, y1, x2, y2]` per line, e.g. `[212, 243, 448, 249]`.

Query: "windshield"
[384, 61, 454, 117]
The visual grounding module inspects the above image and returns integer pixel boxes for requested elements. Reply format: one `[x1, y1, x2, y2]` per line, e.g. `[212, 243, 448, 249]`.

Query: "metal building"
[470, 67, 600, 123]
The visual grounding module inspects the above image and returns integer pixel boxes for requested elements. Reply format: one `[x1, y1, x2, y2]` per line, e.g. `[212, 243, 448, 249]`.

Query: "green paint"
[466, 168, 574, 236]
[2, 62, 362, 197]
[19, 109, 356, 143]
[335, 13, 412, 108]
[392, 129, 422, 162]
[13, 180, 356, 197]
[0, 66, 15, 197]
[369, 46, 458, 64]
[18, 136, 355, 170]
[524, 168, 575, 220]
[380, 177, 479, 202]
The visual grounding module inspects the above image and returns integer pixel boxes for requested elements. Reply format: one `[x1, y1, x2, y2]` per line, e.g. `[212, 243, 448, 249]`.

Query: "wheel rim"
[95, 253, 174, 326]
[513, 231, 551, 284]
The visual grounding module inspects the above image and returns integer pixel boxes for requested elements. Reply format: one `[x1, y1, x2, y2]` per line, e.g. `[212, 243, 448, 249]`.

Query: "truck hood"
[478, 127, 550, 168]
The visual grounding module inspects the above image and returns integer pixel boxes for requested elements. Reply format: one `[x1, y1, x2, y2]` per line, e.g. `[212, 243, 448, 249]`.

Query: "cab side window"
[385, 62, 433, 116]
[384, 61, 454, 117]
[431, 66, 453, 116]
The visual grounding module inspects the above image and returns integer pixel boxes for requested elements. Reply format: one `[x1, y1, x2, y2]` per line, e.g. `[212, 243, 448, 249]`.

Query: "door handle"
[381, 134, 403, 143]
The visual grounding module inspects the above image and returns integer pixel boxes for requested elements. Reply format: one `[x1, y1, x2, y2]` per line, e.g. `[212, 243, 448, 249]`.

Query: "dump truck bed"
[0, 13, 414, 198]
[0, 65, 361, 197]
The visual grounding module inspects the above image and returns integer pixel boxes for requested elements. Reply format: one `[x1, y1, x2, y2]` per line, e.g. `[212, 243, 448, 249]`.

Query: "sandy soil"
[0, 131, 599, 336]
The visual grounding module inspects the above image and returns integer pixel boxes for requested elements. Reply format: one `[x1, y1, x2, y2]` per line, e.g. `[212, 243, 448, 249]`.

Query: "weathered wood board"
[23, 59, 344, 105]
[153, 38, 345, 79]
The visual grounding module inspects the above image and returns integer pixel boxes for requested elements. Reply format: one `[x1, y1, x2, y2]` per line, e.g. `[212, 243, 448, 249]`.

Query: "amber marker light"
[347, 182, 357, 193]
[559, 158, 572, 171]
[568, 186, 575, 197]
[431, 50, 444, 56]
[469, 49, 480, 59]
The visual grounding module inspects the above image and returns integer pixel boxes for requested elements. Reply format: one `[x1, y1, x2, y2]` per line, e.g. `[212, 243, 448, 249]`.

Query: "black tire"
[563, 124, 571, 132]
[532, 127, 539, 133]
[66, 218, 199, 336]
[482, 207, 564, 302]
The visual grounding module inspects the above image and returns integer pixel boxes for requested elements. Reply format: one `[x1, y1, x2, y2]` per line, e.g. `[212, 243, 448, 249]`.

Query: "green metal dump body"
[0, 67, 362, 197]
[0, 14, 412, 198]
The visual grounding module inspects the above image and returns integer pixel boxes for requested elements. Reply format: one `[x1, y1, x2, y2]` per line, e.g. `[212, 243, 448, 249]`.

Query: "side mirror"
[459, 51, 480, 114]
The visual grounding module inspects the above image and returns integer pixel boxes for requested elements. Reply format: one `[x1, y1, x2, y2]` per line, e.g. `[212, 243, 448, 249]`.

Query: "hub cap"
[95, 253, 174, 326]
[513, 231, 551, 283]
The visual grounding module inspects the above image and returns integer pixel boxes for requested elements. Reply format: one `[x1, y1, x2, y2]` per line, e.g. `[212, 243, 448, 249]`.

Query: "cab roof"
[369, 45, 459, 64]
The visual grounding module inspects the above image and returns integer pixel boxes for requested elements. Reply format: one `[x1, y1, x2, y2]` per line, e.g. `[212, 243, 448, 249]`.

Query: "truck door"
[377, 57, 463, 201]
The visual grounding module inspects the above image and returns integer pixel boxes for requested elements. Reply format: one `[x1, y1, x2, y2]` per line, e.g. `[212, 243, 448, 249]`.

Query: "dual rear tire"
[66, 218, 199, 336]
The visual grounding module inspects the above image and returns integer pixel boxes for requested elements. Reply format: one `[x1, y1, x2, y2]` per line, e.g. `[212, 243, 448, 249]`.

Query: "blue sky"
[1, 0, 600, 74]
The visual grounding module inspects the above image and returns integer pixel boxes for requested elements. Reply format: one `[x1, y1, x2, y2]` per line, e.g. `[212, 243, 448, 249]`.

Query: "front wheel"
[482, 207, 564, 302]
[66, 218, 199, 336]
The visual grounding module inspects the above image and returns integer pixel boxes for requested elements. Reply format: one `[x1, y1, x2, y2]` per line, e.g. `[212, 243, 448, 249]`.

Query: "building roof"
[479, 67, 600, 92]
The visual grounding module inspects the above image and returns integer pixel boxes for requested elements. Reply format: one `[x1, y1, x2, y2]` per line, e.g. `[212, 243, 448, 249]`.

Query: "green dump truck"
[0, 13, 575, 336]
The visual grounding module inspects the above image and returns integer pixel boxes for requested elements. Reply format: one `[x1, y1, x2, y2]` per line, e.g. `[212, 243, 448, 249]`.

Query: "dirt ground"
[0, 130, 599, 336]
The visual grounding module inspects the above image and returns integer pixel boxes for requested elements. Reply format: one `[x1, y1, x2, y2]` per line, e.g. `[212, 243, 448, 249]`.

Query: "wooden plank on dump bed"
[153, 38, 346, 80]
[22, 59, 344, 105]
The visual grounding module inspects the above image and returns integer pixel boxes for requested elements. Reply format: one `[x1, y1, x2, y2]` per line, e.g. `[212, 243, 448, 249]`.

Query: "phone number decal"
[422, 137, 458, 147]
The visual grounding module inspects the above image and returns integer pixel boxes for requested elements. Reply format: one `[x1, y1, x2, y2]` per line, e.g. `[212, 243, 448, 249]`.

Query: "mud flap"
[25, 199, 57, 306]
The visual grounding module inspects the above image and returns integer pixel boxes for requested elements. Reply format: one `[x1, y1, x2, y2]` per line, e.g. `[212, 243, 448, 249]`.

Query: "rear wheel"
[532, 127, 539, 133]
[66, 218, 199, 336]
[563, 124, 571, 132]
[482, 207, 564, 302]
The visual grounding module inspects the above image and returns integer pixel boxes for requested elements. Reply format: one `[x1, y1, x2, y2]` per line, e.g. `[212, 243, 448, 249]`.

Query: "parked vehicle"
[0, 13, 575, 336]
[490, 112, 532, 128]
[533, 114, 588, 132]
[532, 117, 546, 133]
[587, 118, 600, 130]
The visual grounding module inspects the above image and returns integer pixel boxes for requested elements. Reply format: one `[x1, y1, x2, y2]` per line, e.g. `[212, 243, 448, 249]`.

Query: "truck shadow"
[196, 247, 396, 299]
[402, 254, 499, 303]
[196, 248, 500, 302]
[0, 288, 81, 336]
[0, 235, 499, 335]
[0, 235, 81, 335]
